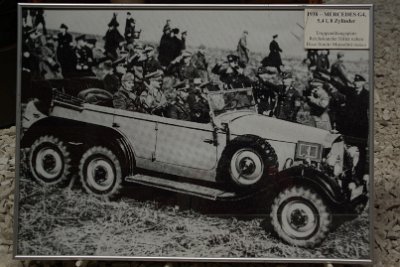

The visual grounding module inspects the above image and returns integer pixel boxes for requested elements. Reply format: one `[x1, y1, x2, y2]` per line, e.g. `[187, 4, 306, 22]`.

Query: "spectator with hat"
[113, 72, 138, 112]
[192, 44, 209, 82]
[104, 13, 124, 60]
[124, 12, 136, 44]
[237, 30, 249, 65]
[180, 31, 187, 51]
[57, 23, 75, 78]
[262, 34, 283, 73]
[330, 52, 352, 91]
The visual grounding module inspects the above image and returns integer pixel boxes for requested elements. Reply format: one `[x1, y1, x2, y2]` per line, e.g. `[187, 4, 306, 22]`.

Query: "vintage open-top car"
[21, 85, 368, 248]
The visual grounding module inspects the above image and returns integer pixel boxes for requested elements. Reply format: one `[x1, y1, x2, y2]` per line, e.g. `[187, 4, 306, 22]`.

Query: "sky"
[41, 8, 369, 61]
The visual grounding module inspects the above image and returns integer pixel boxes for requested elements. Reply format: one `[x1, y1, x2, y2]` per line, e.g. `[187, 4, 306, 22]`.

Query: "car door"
[155, 117, 218, 170]
[113, 109, 157, 161]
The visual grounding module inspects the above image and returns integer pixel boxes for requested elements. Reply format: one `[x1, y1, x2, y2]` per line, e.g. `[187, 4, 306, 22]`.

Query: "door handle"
[112, 122, 120, 128]
[203, 139, 214, 144]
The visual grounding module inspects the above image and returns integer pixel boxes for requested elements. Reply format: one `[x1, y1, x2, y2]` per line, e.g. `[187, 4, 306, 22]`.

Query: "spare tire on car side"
[218, 134, 278, 191]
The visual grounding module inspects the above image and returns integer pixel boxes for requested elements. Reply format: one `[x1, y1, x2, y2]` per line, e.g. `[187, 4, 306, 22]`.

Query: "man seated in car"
[187, 79, 210, 123]
[166, 86, 191, 121]
[113, 72, 138, 112]
[140, 70, 168, 115]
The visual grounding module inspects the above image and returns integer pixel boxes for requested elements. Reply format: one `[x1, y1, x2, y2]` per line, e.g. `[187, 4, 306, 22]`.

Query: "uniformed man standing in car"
[113, 72, 137, 111]
[167, 88, 191, 121]
[275, 72, 301, 122]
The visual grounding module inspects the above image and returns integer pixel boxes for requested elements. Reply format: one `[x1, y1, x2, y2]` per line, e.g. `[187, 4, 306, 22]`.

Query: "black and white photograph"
[15, 4, 372, 262]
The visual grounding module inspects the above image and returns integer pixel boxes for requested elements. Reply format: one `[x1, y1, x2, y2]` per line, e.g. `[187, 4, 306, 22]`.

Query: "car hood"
[215, 111, 340, 147]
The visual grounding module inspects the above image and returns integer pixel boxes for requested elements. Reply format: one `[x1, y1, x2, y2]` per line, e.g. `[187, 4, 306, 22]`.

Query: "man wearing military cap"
[330, 52, 352, 91]
[274, 72, 301, 122]
[192, 44, 209, 82]
[212, 54, 251, 89]
[306, 79, 331, 130]
[75, 34, 94, 76]
[341, 74, 369, 139]
[142, 44, 163, 76]
[57, 23, 75, 77]
[113, 72, 138, 112]
[166, 86, 191, 121]
[124, 12, 136, 44]
[140, 71, 168, 115]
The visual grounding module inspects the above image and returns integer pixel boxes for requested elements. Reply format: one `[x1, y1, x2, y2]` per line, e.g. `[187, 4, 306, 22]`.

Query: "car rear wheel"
[79, 146, 122, 197]
[29, 135, 72, 186]
[270, 185, 332, 248]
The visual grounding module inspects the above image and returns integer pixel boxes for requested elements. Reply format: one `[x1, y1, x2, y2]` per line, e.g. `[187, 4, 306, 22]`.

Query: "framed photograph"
[14, 3, 373, 264]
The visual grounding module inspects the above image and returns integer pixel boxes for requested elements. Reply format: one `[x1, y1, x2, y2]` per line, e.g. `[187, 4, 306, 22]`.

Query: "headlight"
[295, 141, 323, 162]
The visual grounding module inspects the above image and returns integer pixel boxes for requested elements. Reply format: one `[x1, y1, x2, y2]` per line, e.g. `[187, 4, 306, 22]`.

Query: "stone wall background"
[1, 0, 399, 266]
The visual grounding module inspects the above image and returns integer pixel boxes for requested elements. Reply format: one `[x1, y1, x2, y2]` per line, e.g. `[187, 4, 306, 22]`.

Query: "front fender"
[274, 166, 346, 209]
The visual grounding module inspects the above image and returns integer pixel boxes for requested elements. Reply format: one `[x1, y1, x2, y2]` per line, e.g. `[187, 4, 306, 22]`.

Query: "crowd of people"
[21, 9, 369, 142]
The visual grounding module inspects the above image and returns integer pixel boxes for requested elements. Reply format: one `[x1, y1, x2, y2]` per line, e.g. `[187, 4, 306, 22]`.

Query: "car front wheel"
[29, 135, 72, 186]
[270, 185, 332, 248]
[79, 146, 122, 197]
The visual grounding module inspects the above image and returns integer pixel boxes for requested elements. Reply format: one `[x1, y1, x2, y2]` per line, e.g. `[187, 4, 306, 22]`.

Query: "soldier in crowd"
[102, 60, 120, 94]
[163, 19, 171, 34]
[274, 72, 301, 122]
[142, 45, 163, 76]
[140, 71, 168, 115]
[330, 52, 352, 91]
[180, 31, 187, 51]
[158, 27, 182, 67]
[306, 79, 331, 130]
[124, 12, 136, 44]
[212, 55, 252, 89]
[191, 44, 209, 82]
[169, 51, 200, 82]
[323, 82, 346, 132]
[75, 34, 94, 76]
[104, 13, 124, 60]
[254, 68, 279, 116]
[113, 72, 137, 111]
[187, 80, 210, 123]
[316, 49, 330, 74]
[166, 87, 191, 121]
[38, 36, 62, 79]
[262, 34, 283, 73]
[304, 49, 317, 70]
[57, 23, 75, 78]
[237, 30, 249, 65]
[341, 74, 369, 139]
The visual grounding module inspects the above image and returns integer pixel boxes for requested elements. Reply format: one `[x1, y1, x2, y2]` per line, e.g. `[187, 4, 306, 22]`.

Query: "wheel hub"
[239, 157, 256, 175]
[93, 166, 108, 185]
[42, 154, 57, 172]
[290, 209, 309, 228]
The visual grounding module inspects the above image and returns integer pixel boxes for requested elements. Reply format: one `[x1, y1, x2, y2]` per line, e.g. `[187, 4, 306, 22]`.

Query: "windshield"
[207, 87, 257, 117]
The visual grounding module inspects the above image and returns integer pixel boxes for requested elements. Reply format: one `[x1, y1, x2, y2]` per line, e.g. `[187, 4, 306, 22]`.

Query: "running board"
[125, 174, 237, 201]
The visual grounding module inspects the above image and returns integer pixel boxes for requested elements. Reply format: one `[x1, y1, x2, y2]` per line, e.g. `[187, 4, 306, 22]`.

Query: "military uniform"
[307, 87, 331, 130]
[113, 88, 137, 112]
[275, 86, 301, 122]
[167, 101, 191, 121]
[57, 30, 75, 77]
[330, 58, 351, 90]
[75, 45, 93, 74]
[140, 86, 167, 115]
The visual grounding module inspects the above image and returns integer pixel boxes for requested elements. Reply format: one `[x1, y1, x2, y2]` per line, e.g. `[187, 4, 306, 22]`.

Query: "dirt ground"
[16, 177, 370, 260]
